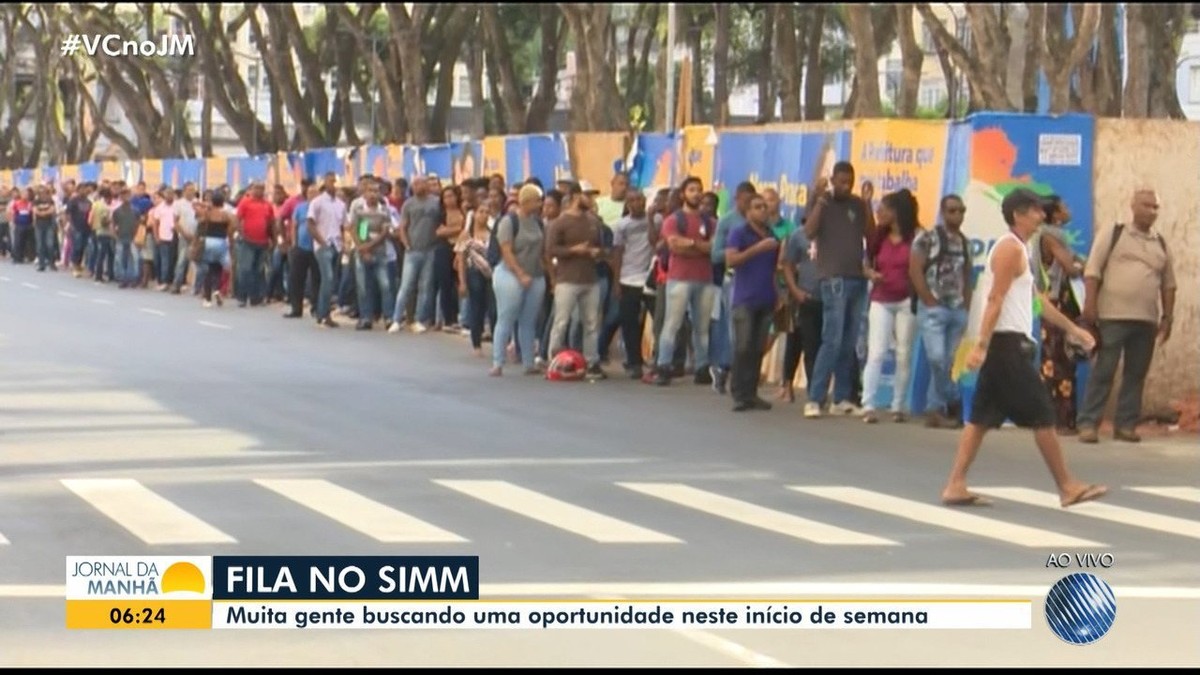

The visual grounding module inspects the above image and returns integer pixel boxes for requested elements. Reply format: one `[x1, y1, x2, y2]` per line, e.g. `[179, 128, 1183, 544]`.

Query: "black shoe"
[655, 371, 671, 387]
[627, 366, 644, 380]
[733, 400, 754, 412]
[694, 368, 713, 386]
[237, 301, 248, 308]
[751, 397, 773, 411]
[356, 321, 372, 331]
[282, 311, 302, 319]
[586, 365, 607, 381]
[317, 317, 339, 328]
[711, 366, 729, 395]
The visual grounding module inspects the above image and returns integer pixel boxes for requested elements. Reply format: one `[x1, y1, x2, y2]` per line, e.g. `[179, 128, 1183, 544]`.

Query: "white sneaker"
[804, 402, 822, 419]
[833, 401, 863, 416]
[202, 300, 213, 308]
[411, 322, 428, 334]
[387, 322, 403, 334]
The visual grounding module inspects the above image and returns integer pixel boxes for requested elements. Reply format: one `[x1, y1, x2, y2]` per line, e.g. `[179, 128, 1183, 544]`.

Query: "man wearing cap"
[545, 180, 607, 380]
[941, 188, 1106, 509]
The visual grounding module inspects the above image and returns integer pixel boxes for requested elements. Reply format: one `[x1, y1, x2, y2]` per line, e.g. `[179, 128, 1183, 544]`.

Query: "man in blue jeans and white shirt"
[802, 162, 875, 418]
[909, 194, 973, 429]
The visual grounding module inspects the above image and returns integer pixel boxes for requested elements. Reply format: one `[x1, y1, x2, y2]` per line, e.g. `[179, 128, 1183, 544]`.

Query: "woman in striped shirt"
[457, 203, 496, 356]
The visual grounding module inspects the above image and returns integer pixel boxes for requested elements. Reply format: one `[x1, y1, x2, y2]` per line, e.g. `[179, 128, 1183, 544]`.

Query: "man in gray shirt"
[390, 175, 442, 333]
[802, 161, 875, 418]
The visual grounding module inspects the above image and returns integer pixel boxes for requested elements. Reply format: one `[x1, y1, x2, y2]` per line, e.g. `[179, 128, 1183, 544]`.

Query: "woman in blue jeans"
[491, 185, 547, 376]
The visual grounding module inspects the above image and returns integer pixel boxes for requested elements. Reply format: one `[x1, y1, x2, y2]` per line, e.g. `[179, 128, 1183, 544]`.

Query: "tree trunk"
[803, 5, 826, 120]
[1042, 3, 1100, 114]
[465, 25, 486, 140]
[1093, 3, 1122, 116]
[757, 5, 775, 123]
[633, 4, 660, 117]
[845, 5, 882, 117]
[687, 13, 704, 124]
[526, 5, 565, 133]
[201, 90, 213, 157]
[1021, 4, 1045, 112]
[915, 3, 1014, 111]
[1121, 4, 1149, 117]
[775, 4, 801, 121]
[713, 3, 731, 126]
[481, 5, 528, 135]
[1146, 4, 1187, 119]
[895, 4, 923, 117]
[389, 4, 430, 144]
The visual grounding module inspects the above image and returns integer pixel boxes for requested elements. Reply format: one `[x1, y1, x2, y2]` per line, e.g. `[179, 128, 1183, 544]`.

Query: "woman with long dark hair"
[196, 191, 234, 308]
[861, 189, 919, 423]
[1034, 195, 1086, 434]
[457, 203, 497, 356]
[432, 185, 465, 331]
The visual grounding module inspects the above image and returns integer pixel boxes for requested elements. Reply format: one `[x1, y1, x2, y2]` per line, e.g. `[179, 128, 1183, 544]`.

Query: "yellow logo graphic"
[161, 562, 206, 594]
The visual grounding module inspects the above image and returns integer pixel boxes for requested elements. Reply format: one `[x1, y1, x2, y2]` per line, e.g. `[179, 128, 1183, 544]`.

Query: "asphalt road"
[1, 263, 1196, 666]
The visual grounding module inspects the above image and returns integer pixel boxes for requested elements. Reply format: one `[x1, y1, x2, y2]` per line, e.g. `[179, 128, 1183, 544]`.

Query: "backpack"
[656, 209, 714, 274]
[487, 212, 544, 269]
[1102, 223, 1165, 277]
[911, 225, 967, 312]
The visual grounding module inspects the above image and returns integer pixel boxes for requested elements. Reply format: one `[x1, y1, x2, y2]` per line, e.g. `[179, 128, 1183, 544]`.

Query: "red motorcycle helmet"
[546, 350, 587, 381]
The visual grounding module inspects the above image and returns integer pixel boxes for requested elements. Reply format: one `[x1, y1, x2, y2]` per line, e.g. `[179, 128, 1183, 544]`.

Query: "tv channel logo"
[1044, 572, 1117, 645]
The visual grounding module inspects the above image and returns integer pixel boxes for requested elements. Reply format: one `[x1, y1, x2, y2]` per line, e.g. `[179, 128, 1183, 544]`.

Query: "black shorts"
[970, 332, 1056, 429]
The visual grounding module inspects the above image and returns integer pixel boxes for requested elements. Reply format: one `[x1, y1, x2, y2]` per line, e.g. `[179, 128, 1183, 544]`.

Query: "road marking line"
[790, 486, 1104, 548]
[20, 282, 38, 289]
[91, 298, 113, 305]
[3, 581, 1200, 599]
[256, 479, 466, 543]
[139, 308, 165, 316]
[61, 478, 236, 545]
[198, 320, 231, 330]
[977, 487, 1200, 540]
[1129, 486, 1200, 504]
[57, 291, 78, 298]
[435, 479, 680, 544]
[0, 530, 8, 545]
[619, 482, 896, 546]
[0, 275, 10, 281]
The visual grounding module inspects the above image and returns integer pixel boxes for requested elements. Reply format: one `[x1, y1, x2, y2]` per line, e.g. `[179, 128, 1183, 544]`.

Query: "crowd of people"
[0, 163, 1175, 439]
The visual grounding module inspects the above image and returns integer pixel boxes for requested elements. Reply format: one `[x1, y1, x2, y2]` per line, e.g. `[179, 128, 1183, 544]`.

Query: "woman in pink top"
[861, 189, 919, 423]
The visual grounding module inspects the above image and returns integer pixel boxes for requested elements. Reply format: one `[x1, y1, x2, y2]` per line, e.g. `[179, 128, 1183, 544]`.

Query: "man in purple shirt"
[724, 193, 780, 412]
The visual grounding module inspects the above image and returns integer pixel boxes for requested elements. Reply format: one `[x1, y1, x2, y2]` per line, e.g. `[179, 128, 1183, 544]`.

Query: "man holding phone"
[802, 162, 875, 418]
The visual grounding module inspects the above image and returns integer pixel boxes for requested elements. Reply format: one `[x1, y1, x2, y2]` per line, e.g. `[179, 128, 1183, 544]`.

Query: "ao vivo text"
[1044, 553, 1115, 569]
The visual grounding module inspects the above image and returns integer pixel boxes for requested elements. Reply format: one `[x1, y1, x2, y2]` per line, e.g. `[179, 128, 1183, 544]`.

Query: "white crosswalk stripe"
[434, 479, 681, 544]
[619, 482, 897, 546]
[977, 487, 1200, 540]
[1129, 486, 1200, 505]
[790, 486, 1105, 548]
[2, 480, 1191, 551]
[255, 479, 467, 543]
[61, 479, 236, 545]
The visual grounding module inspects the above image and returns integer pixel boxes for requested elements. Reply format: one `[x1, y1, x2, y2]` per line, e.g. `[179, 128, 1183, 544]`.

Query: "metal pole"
[1120, 3, 1129, 117]
[664, 2, 676, 134]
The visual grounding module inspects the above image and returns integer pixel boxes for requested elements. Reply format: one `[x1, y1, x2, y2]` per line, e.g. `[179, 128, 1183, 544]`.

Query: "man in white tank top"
[941, 189, 1107, 509]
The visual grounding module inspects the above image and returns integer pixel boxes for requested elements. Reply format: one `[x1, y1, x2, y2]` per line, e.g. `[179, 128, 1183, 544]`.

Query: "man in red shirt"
[234, 181, 275, 307]
[653, 176, 717, 386]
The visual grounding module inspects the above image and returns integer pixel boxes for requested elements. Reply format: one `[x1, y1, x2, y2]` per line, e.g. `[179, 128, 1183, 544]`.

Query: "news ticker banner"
[66, 556, 1030, 631]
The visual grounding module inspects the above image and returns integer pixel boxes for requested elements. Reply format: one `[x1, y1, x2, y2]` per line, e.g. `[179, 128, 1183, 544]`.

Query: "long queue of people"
[0, 162, 1175, 433]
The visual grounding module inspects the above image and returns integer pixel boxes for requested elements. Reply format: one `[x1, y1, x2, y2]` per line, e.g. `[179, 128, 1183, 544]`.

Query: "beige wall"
[1093, 118, 1200, 417]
